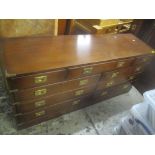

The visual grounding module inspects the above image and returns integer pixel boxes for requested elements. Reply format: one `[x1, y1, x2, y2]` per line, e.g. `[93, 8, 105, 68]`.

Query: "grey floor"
[0, 86, 143, 135]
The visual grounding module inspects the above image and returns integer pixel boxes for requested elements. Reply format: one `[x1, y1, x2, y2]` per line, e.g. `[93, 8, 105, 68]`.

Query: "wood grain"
[3, 33, 153, 75]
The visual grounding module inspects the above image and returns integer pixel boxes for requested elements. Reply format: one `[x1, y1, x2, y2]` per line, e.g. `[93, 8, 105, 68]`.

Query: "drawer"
[67, 58, 134, 79]
[127, 74, 139, 82]
[134, 55, 153, 65]
[100, 67, 134, 81]
[14, 86, 95, 113]
[16, 96, 91, 124]
[12, 74, 100, 102]
[97, 68, 133, 90]
[97, 77, 128, 90]
[94, 82, 132, 102]
[8, 69, 67, 90]
[132, 64, 147, 74]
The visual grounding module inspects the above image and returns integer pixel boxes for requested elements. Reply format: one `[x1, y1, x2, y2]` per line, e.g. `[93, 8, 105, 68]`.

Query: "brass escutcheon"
[83, 67, 93, 74]
[111, 72, 119, 78]
[136, 67, 141, 72]
[35, 89, 47, 96]
[35, 100, 46, 108]
[151, 50, 155, 54]
[35, 75, 47, 84]
[75, 90, 84, 96]
[72, 100, 80, 105]
[123, 84, 129, 89]
[142, 58, 147, 62]
[117, 61, 125, 68]
[106, 81, 113, 87]
[131, 24, 136, 31]
[79, 79, 88, 86]
[35, 110, 45, 117]
[101, 91, 108, 96]
[129, 76, 134, 80]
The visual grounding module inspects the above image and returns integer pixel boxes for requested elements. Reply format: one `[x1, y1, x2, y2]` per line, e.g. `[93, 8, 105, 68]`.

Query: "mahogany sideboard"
[0, 33, 154, 129]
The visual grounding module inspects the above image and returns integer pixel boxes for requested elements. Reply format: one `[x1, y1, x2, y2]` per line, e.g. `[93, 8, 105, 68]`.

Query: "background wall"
[0, 19, 57, 38]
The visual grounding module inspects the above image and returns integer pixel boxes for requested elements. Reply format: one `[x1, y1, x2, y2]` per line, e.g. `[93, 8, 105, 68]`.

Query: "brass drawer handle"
[35, 89, 47, 96]
[101, 91, 108, 96]
[83, 67, 93, 74]
[111, 72, 119, 78]
[35, 110, 45, 117]
[75, 90, 84, 96]
[123, 84, 129, 89]
[72, 100, 80, 105]
[151, 50, 155, 54]
[35, 75, 47, 84]
[79, 79, 88, 86]
[131, 24, 137, 31]
[106, 81, 114, 87]
[129, 76, 134, 80]
[117, 61, 125, 68]
[142, 58, 148, 62]
[135, 66, 141, 72]
[35, 100, 46, 108]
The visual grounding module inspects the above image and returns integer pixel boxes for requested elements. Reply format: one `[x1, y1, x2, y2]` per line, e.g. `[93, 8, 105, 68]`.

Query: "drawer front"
[8, 69, 67, 90]
[16, 96, 91, 124]
[97, 67, 133, 90]
[15, 86, 95, 113]
[127, 74, 139, 82]
[67, 58, 134, 79]
[94, 82, 132, 102]
[134, 55, 153, 65]
[100, 67, 134, 81]
[12, 74, 100, 102]
[132, 64, 147, 74]
[97, 78, 128, 90]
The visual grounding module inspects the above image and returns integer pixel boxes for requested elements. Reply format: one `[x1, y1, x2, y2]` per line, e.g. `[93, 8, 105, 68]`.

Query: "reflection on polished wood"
[3, 33, 152, 75]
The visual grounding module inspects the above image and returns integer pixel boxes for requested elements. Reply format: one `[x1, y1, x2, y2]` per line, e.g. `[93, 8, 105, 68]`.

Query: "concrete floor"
[0, 86, 143, 135]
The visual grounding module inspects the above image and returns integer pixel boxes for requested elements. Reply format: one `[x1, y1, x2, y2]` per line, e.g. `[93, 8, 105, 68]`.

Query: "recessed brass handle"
[72, 100, 80, 105]
[35, 100, 46, 108]
[35, 110, 45, 117]
[151, 50, 155, 54]
[101, 91, 108, 96]
[35, 75, 47, 84]
[117, 61, 125, 68]
[131, 24, 137, 31]
[83, 67, 93, 74]
[135, 66, 141, 72]
[123, 84, 129, 89]
[106, 81, 114, 87]
[111, 72, 119, 78]
[35, 89, 47, 96]
[79, 79, 88, 86]
[142, 58, 148, 62]
[75, 90, 84, 96]
[129, 76, 134, 80]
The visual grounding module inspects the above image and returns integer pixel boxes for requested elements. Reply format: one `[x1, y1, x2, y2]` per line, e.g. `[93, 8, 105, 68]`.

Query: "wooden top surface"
[2, 33, 153, 75]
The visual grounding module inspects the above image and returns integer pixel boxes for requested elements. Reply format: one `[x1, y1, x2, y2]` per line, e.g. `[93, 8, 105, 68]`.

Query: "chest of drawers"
[0, 33, 154, 129]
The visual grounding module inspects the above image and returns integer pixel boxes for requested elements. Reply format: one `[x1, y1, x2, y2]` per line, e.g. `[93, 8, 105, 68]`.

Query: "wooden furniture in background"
[66, 19, 134, 35]
[58, 19, 68, 35]
[1, 33, 154, 129]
